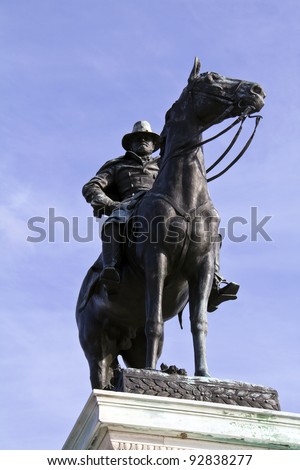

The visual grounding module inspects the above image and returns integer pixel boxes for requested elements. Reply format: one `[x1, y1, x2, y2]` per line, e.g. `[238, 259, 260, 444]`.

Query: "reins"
[206, 114, 261, 182]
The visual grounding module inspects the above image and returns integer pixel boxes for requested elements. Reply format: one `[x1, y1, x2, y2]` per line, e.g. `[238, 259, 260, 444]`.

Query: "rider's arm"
[82, 166, 119, 217]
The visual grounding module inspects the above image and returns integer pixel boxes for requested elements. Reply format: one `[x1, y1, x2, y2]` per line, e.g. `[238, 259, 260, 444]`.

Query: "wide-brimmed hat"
[122, 121, 160, 152]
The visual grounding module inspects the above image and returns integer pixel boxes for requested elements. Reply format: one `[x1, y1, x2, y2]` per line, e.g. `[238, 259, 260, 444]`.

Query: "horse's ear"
[188, 57, 201, 83]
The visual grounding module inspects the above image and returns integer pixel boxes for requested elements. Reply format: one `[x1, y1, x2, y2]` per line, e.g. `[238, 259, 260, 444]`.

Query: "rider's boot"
[100, 222, 123, 294]
[208, 274, 240, 312]
[208, 234, 240, 312]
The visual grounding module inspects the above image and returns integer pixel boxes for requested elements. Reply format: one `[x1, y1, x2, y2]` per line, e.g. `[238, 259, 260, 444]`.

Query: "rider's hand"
[91, 195, 119, 217]
[91, 195, 116, 209]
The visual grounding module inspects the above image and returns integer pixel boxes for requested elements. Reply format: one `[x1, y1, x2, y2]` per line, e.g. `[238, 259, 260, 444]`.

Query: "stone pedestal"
[63, 389, 300, 450]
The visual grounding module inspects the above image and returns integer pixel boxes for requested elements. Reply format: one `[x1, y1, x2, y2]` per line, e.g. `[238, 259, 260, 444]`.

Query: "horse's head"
[186, 57, 266, 127]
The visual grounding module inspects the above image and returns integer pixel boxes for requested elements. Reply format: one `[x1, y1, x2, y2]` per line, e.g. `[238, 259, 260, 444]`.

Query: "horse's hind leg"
[86, 355, 110, 389]
[188, 252, 214, 377]
[84, 336, 118, 389]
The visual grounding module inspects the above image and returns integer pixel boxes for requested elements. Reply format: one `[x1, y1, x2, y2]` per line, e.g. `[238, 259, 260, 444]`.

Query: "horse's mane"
[159, 108, 172, 161]
[159, 87, 189, 161]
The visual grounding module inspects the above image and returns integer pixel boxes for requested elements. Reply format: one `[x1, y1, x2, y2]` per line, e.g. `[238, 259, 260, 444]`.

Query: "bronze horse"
[76, 58, 265, 389]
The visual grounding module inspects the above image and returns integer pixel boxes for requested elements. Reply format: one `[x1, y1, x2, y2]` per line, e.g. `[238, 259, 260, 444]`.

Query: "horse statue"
[76, 58, 265, 389]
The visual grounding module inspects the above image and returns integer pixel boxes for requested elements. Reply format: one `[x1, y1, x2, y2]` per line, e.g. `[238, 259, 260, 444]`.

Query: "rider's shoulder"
[96, 155, 127, 174]
[96, 154, 161, 174]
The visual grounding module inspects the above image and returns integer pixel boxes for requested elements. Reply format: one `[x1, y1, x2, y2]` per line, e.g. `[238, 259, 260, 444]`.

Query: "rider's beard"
[131, 142, 154, 158]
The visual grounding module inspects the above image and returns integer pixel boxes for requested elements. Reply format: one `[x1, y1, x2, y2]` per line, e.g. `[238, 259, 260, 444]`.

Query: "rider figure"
[83, 121, 160, 291]
[82, 121, 239, 308]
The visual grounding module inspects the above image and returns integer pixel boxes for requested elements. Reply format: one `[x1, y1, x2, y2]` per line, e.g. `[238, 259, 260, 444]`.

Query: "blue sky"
[1, 0, 299, 450]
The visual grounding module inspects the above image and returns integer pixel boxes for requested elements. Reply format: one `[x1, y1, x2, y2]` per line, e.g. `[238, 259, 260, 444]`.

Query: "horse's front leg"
[144, 252, 167, 370]
[188, 252, 214, 377]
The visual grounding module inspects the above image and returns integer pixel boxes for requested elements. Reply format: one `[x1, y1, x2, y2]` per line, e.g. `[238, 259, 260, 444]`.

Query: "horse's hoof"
[104, 383, 114, 391]
[195, 369, 211, 378]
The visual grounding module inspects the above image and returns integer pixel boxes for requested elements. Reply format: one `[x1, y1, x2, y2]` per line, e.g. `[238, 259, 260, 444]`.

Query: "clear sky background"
[1, 0, 299, 450]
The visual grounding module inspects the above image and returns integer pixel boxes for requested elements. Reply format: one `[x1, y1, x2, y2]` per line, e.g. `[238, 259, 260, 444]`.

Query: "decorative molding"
[112, 442, 184, 450]
[114, 368, 280, 411]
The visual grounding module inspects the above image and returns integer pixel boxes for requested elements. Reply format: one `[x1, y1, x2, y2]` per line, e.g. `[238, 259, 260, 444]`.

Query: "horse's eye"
[203, 73, 214, 82]
[204, 72, 219, 83]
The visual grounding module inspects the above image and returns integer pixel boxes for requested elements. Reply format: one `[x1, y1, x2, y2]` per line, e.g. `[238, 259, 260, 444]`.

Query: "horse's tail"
[178, 310, 183, 329]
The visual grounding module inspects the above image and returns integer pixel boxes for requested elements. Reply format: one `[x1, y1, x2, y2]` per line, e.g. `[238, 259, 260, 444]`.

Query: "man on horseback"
[82, 120, 238, 308]
[82, 121, 160, 292]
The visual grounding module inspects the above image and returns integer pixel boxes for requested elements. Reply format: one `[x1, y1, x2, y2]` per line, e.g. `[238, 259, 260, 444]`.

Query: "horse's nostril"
[251, 84, 265, 97]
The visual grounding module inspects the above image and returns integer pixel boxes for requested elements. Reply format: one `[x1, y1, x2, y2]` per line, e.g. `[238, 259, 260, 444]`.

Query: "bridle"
[190, 82, 263, 182]
[158, 80, 263, 182]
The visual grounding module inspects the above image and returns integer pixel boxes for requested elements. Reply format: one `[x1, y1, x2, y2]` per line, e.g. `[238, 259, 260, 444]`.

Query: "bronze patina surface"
[77, 58, 266, 390]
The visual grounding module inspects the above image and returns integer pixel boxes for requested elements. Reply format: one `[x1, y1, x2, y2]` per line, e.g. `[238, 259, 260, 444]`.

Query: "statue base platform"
[113, 368, 280, 410]
[63, 370, 300, 450]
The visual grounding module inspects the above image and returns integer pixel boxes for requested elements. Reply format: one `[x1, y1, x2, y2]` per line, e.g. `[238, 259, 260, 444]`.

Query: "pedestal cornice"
[63, 390, 300, 450]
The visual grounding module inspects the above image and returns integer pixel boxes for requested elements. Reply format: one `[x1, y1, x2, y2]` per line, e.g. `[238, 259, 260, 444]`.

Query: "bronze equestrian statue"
[76, 58, 265, 389]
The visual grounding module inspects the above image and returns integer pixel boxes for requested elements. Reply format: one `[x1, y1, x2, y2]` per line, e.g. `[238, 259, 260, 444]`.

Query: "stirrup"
[208, 279, 240, 313]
